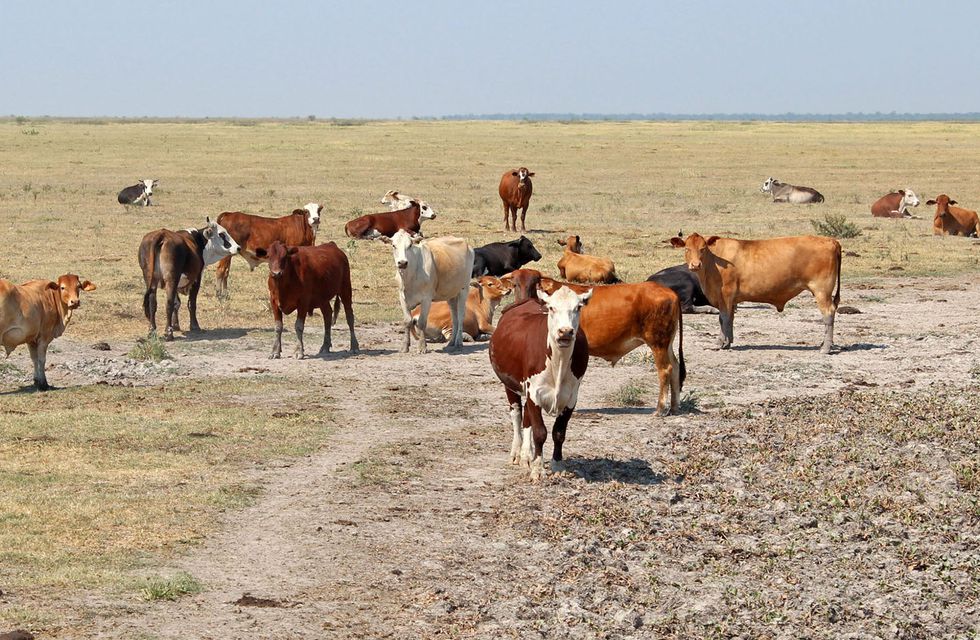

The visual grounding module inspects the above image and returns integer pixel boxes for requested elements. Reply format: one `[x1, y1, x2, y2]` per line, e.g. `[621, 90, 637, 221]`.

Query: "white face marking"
[142, 179, 155, 196]
[303, 202, 321, 227]
[201, 220, 241, 265]
[381, 190, 398, 205]
[904, 189, 920, 208]
[417, 200, 436, 220]
[518, 168, 528, 182]
[761, 177, 775, 193]
[536, 286, 591, 349]
[389, 230, 420, 271]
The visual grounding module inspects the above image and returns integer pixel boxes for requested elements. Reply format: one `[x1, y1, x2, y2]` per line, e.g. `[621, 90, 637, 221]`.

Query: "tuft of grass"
[139, 572, 203, 601]
[811, 214, 862, 239]
[128, 335, 171, 362]
[970, 363, 980, 380]
[678, 390, 701, 413]
[609, 380, 647, 407]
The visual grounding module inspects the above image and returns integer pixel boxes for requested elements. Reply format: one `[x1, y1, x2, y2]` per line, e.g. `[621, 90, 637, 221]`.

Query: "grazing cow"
[0, 274, 96, 391]
[556, 235, 620, 284]
[214, 203, 321, 296]
[490, 287, 591, 481]
[411, 275, 513, 342]
[117, 179, 158, 207]
[871, 189, 920, 218]
[647, 264, 716, 313]
[670, 233, 841, 353]
[472, 235, 542, 277]
[345, 201, 436, 239]
[138, 218, 240, 341]
[927, 195, 980, 237]
[381, 230, 474, 353]
[499, 167, 534, 232]
[761, 177, 824, 204]
[509, 270, 685, 415]
[253, 241, 358, 359]
[380, 190, 427, 211]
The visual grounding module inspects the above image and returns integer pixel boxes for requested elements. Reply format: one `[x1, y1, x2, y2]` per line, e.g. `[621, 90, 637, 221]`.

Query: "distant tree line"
[438, 112, 980, 122]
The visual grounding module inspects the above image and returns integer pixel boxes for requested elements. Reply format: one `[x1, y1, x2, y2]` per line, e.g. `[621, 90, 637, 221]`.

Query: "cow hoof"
[444, 344, 461, 354]
[164, 334, 175, 342]
[349, 345, 360, 355]
[820, 345, 833, 355]
[317, 348, 330, 357]
[270, 353, 281, 360]
[294, 352, 305, 360]
[36, 382, 51, 392]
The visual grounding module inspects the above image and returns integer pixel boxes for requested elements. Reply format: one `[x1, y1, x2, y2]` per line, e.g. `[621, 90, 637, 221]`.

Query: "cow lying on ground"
[557, 235, 620, 284]
[380, 190, 426, 211]
[214, 203, 321, 296]
[927, 195, 980, 237]
[254, 241, 358, 359]
[871, 189, 920, 218]
[670, 233, 841, 353]
[499, 168, 534, 232]
[382, 230, 474, 353]
[490, 286, 591, 481]
[138, 218, 240, 340]
[761, 177, 824, 204]
[0, 274, 96, 391]
[647, 264, 716, 313]
[345, 201, 436, 239]
[118, 179, 157, 207]
[508, 269, 685, 416]
[472, 236, 542, 277]
[410, 275, 513, 342]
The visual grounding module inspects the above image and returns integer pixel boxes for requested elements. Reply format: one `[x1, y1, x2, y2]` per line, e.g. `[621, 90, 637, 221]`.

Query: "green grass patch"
[138, 571, 203, 601]
[811, 213, 862, 238]
[608, 380, 647, 407]
[128, 335, 171, 361]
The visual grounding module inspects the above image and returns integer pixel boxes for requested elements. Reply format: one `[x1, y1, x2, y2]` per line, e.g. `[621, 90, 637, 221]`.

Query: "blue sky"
[2, 1, 977, 117]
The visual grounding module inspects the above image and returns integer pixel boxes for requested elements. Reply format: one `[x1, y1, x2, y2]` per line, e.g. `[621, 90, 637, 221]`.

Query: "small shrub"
[678, 391, 701, 413]
[811, 214, 861, 239]
[609, 381, 646, 407]
[22, 128, 40, 136]
[128, 335, 171, 362]
[139, 572, 203, 601]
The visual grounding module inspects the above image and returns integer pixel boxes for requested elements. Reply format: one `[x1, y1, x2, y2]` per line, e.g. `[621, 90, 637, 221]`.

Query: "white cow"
[380, 190, 438, 218]
[381, 230, 474, 353]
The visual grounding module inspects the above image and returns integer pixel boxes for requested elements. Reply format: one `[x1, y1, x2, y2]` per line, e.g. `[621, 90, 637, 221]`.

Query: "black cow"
[118, 179, 158, 207]
[472, 236, 542, 277]
[647, 264, 716, 314]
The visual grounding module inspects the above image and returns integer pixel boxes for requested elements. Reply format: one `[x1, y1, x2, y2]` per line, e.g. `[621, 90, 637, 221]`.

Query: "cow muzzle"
[270, 270, 283, 279]
[555, 327, 575, 348]
[397, 260, 408, 270]
[68, 300, 80, 309]
[688, 261, 702, 272]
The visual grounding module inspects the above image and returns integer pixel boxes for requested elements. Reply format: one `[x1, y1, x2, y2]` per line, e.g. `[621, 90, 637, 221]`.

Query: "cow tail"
[677, 300, 686, 390]
[816, 193, 825, 203]
[141, 238, 160, 319]
[833, 242, 842, 308]
[332, 296, 342, 324]
[409, 317, 420, 339]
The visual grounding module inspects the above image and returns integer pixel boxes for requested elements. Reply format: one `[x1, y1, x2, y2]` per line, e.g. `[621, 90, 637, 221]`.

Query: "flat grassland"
[0, 120, 978, 638]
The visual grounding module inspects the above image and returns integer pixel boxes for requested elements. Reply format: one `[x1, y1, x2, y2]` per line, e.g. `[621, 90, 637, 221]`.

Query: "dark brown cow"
[927, 195, 980, 237]
[505, 270, 684, 415]
[490, 286, 591, 481]
[499, 167, 534, 232]
[214, 203, 321, 296]
[139, 219, 240, 341]
[871, 189, 920, 218]
[344, 201, 436, 239]
[255, 241, 358, 359]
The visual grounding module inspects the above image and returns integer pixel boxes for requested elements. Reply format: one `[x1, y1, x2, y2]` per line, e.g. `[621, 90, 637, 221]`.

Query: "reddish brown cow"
[871, 189, 920, 218]
[215, 203, 321, 296]
[927, 195, 980, 237]
[255, 241, 358, 359]
[505, 270, 684, 415]
[490, 287, 591, 481]
[499, 167, 534, 232]
[344, 201, 436, 239]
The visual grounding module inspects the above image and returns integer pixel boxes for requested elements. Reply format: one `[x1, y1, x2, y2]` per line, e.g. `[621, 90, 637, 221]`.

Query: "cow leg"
[28, 341, 50, 391]
[506, 388, 523, 465]
[814, 291, 837, 354]
[215, 256, 232, 298]
[415, 299, 431, 354]
[551, 406, 574, 473]
[649, 344, 678, 416]
[341, 288, 359, 354]
[445, 290, 466, 352]
[524, 401, 547, 482]
[519, 205, 528, 233]
[510, 206, 518, 232]
[502, 201, 511, 231]
[318, 304, 332, 356]
[163, 285, 178, 341]
[187, 280, 202, 332]
[717, 305, 735, 349]
[400, 293, 413, 353]
[143, 287, 158, 335]
[271, 303, 284, 359]
[294, 314, 306, 359]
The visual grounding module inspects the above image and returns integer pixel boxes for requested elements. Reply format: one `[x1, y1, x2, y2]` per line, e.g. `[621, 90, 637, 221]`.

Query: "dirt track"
[5, 276, 979, 638]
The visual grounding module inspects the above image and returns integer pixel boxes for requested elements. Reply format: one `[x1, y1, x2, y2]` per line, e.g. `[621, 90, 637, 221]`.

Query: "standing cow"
[761, 177, 824, 204]
[499, 167, 534, 232]
[118, 179, 158, 207]
[871, 189, 920, 218]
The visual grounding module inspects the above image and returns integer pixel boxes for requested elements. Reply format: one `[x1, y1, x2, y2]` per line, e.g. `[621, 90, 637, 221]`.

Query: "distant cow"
[0, 274, 96, 391]
[557, 235, 619, 284]
[671, 233, 841, 353]
[490, 286, 592, 481]
[647, 264, 716, 313]
[118, 179, 158, 207]
[761, 177, 824, 204]
[411, 275, 513, 342]
[927, 195, 980, 237]
[871, 189, 920, 218]
[499, 167, 534, 232]
[214, 203, 321, 296]
[138, 218, 240, 340]
[382, 230, 474, 353]
[511, 270, 685, 415]
[380, 190, 429, 212]
[254, 241, 358, 359]
[345, 201, 436, 239]
[472, 236, 542, 277]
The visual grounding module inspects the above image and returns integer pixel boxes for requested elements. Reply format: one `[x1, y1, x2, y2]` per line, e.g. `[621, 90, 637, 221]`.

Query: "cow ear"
[926, 200, 936, 205]
[46, 282, 59, 291]
[152, 180, 159, 186]
[535, 289, 551, 304]
[255, 248, 267, 258]
[287, 247, 299, 256]
[949, 200, 958, 206]
[706, 236, 721, 246]
[317, 204, 324, 214]
[411, 234, 424, 245]
[527, 172, 535, 177]
[511, 171, 518, 177]
[669, 237, 686, 248]
[579, 289, 593, 305]
[575, 235, 580, 244]
[81, 280, 96, 291]
[898, 190, 905, 195]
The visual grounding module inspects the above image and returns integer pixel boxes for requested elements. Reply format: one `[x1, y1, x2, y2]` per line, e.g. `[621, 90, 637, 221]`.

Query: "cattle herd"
[1, 168, 977, 481]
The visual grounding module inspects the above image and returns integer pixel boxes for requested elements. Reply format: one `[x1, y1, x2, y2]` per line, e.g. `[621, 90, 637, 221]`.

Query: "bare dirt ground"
[4, 276, 979, 638]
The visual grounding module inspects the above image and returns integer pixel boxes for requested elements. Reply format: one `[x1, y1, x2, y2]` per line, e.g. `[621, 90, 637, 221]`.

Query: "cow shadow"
[176, 328, 251, 342]
[561, 456, 665, 485]
[0, 384, 44, 396]
[840, 343, 887, 352]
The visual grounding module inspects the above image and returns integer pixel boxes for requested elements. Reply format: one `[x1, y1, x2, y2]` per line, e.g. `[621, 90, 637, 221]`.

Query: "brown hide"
[411, 276, 512, 340]
[556, 235, 619, 283]
[344, 203, 423, 238]
[215, 209, 317, 291]
[928, 195, 980, 237]
[871, 192, 909, 218]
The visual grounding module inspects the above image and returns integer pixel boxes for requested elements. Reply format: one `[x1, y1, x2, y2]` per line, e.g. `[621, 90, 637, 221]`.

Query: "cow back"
[423, 237, 474, 300]
[270, 242, 350, 315]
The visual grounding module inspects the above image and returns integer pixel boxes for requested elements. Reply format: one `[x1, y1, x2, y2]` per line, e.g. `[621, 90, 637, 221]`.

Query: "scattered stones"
[91, 341, 111, 351]
[837, 306, 861, 314]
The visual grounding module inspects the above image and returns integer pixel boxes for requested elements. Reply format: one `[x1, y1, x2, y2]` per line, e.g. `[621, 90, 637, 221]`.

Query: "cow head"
[501, 268, 542, 302]
[302, 202, 323, 229]
[380, 230, 423, 271]
[536, 286, 591, 350]
[514, 167, 535, 187]
[557, 235, 583, 253]
[381, 190, 406, 209]
[256, 241, 298, 280]
[478, 275, 513, 303]
[513, 236, 542, 263]
[141, 179, 158, 195]
[201, 217, 241, 265]
[899, 189, 920, 209]
[50, 273, 96, 311]
[761, 177, 776, 193]
[410, 199, 437, 220]
[926, 194, 956, 216]
[670, 232, 719, 272]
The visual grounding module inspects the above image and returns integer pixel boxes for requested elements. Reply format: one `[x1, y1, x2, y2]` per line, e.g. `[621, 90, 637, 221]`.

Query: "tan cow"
[927, 195, 980, 237]
[556, 235, 619, 284]
[0, 274, 96, 390]
[411, 275, 513, 342]
[670, 233, 841, 353]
